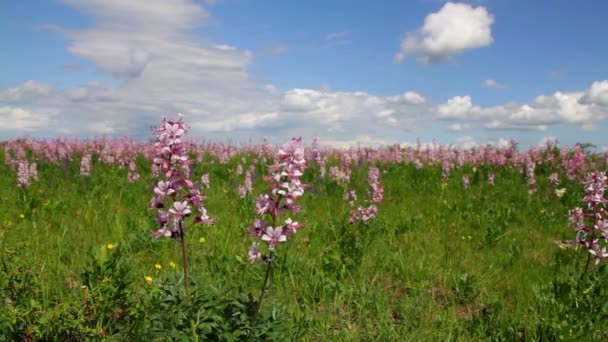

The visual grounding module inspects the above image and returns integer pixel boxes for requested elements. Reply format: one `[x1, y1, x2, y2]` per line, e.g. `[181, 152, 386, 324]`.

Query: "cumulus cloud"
[277, 88, 428, 132]
[580, 80, 608, 106]
[483, 79, 508, 89]
[437, 96, 477, 119]
[0, 106, 50, 131]
[433, 81, 608, 132]
[395, 2, 494, 64]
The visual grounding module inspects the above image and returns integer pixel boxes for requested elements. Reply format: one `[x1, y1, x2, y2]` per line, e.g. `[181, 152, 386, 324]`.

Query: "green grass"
[1, 151, 603, 340]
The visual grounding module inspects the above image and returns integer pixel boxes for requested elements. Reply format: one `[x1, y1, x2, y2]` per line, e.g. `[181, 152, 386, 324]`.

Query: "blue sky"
[1, 0, 608, 149]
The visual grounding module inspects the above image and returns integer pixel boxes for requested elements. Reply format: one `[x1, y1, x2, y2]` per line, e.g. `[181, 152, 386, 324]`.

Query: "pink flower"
[284, 218, 303, 234]
[169, 201, 191, 218]
[256, 194, 274, 216]
[261, 226, 287, 251]
[248, 242, 262, 263]
[250, 219, 267, 238]
[153, 228, 172, 238]
[488, 172, 495, 186]
[589, 246, 608, 265]
[549, 172, 560, 186]
[200, 174, 210, 188]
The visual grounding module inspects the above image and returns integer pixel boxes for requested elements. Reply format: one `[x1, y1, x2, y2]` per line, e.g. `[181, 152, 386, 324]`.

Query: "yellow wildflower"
[199, 237, 206, 244]
[154, 264, 162, 270]
[169, 261, 176, 269]
[144, 276, 153, 284]
[106, 243, 114, 250]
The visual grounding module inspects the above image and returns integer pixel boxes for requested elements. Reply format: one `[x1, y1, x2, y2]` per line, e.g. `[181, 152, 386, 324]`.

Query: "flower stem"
[257, 251, 274, 314]
[584, 253, 591, 274]
[179, 221, 190, 303]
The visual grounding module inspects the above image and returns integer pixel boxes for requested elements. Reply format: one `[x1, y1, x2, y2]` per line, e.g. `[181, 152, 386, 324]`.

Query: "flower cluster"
[80, 153, 92, 176]
[238, 165, 255, 198]
[150, 115, 215, 240]
[17, 160, 38, 188]
[526, 159, 537, 195]
[568, 171, 608, 266]
[346, 166, 383, 225]
[248, 137, 306, 263]
[487, 172, 495, 186]
[563, 144, 586, 181]
[329, 153, 352, 184]
[462, 174, 470, 190]
[549, 172, 560, 186]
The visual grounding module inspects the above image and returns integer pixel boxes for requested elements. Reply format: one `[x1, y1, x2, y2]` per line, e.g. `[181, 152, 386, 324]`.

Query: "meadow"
[1, 117, 608, 340]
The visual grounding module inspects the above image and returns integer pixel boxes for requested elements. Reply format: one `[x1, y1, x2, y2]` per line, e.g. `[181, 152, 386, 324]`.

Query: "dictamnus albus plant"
[150, 114, 215, 300]
[344, 166, 384, 225]
[247, 137, 306, 313]
[568, 171, 608, 272]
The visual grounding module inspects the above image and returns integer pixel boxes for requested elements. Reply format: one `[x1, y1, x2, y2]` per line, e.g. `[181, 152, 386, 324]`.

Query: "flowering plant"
[149, 114, 215, 299]
[247, 137, 306, 312]
[568, 171, 608, 271]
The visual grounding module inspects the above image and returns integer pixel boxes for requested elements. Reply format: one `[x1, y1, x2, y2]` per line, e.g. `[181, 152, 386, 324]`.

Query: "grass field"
[1, 134, 608, 340]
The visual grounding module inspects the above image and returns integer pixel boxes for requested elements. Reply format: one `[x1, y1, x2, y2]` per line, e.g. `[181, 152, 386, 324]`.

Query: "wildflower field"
[2, 116, 608, 340]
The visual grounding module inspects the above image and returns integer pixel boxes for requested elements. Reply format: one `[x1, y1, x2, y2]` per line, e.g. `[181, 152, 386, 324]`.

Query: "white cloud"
[437, 95, 476, 119]
[447, 123, 472, 132]
[581, 80, 608, 106]
[1, 80, 51, 103]
[483, 79, 508, 89]
[321, 135, 403, 149]
[401, 91, 427, 105]
[433, 81, 608, 131]
[395, 2, 494, 64]
[0, 106, 50, 131]
[453, 135, 478, 149]
[278, 88, 427, 132]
